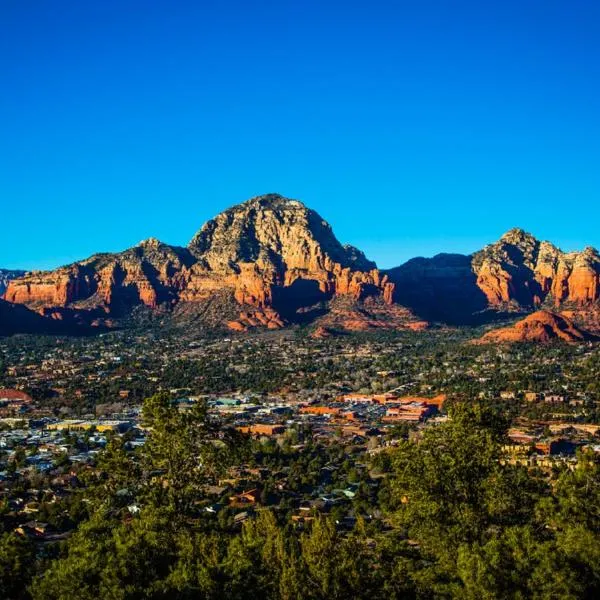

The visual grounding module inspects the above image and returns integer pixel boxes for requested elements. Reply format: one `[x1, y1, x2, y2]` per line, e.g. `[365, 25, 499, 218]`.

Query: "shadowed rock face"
[0, 299, 105, 336]
[477, 310, 599, 344]
[3, 194, 399, 332]
[387, 254, 489, 325]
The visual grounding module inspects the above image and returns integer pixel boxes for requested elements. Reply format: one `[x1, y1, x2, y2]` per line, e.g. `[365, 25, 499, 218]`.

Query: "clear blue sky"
[2, 0, 599, 270]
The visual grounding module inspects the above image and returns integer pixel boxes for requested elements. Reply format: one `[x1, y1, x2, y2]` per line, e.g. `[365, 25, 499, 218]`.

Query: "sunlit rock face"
[471, 229, 600, 309]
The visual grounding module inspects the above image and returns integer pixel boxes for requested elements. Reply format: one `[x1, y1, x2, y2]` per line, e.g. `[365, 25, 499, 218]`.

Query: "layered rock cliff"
[471, 228, 600, 309]
[3, 194, 400, 332]
[184, 195, 395, 321]
[4, 239, 195, 315]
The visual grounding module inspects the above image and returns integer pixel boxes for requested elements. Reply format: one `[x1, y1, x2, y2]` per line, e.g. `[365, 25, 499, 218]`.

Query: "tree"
[30, 508, 177, 600]
[0, 532, 35, 600]
[141, 393, 241, 516]
[388, 401, 545, 595]
[300, 517, 378, 599]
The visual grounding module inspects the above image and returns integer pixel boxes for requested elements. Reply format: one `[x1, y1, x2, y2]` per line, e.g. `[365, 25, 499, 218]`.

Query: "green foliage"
[11, 397, 600, 599]
[0, 533, 35, 600]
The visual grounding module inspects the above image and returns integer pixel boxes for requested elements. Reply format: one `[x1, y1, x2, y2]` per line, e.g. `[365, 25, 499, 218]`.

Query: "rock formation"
[3, 194, 405, 332]
[388, 228, 600, 330]
[4, 239, 194, 313]
[4, 200, 599, 336]
[477, 310, 599, 344]
[471, 229, 600, 309]
[0, 269, 25, 296]
[183, 194, 396, 324]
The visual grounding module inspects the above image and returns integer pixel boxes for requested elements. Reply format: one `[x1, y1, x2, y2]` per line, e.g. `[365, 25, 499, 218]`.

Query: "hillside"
[477, 310, 599, 344]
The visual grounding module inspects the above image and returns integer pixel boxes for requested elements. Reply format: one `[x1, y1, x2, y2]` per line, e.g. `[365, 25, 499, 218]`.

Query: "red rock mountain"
[388, 228, 600, 330]
[3, 195, 403, 332]
[477, 310, 599, 344]
[3, 199, 599, 335]
[471, 228, 599, 308]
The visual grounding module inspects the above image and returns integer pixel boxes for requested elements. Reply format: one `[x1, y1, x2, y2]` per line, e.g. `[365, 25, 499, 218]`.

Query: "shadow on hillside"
[0, 300, 110, 337]
[272, 278, 331, 324]
[387, 254, 517, 326]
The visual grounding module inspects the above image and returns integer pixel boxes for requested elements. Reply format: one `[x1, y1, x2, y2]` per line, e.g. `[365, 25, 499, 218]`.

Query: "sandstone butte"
[477, 310, 599, 344]
[3, 195, 600, 335]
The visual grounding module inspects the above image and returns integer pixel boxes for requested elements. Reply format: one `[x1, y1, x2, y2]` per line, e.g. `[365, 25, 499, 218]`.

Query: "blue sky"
[1, 0, 599, 270]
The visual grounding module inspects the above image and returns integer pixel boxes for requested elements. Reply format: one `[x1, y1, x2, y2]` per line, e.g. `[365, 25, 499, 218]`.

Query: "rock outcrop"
[0, 269, 25, 296]
[313, 296, 428, 333]
[4, 239, 195, 315]
[183, 194, 395, 316]
[471, 229, 600, 309]
[477, 310, 599, 344]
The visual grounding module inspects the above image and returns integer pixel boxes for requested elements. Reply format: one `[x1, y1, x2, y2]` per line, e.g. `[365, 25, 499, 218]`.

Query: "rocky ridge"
[3, 198, 600, 336]
[3, 195, 401, 333]
[389, 228, 600, 330]
[471, 228, 600, 309]
[0, 269, 25, 296]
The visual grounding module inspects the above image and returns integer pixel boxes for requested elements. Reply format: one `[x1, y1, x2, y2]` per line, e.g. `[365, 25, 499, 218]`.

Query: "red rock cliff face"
[4, 238, 195, 314]
[183, 194, 394, 312]
[471, 229, 600, 309]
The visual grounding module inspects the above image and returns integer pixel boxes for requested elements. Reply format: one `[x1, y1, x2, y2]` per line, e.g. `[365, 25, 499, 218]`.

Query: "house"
[229, 488, 261, 507]
[0, 389, 33, 404]
[299, 406, 341, 416]
[233, 511, 250, 525]
[544, 394, 565, 403]
[15, 521, 50, 539]
[397, 394, 446, 409]
[383, 402, 436, 423]
[534, 439, 578, 456]
[237, 424, 285, 436]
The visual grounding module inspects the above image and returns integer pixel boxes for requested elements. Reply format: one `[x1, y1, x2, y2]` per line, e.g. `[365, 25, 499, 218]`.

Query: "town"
[1, 327, 599, 550]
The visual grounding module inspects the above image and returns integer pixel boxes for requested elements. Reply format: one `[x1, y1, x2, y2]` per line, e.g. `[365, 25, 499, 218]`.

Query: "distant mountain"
[3, 197, 600, 337]
[3, 195, 404, 333]
[477, 310, 599, 344]
[0, 269, 25, 296]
